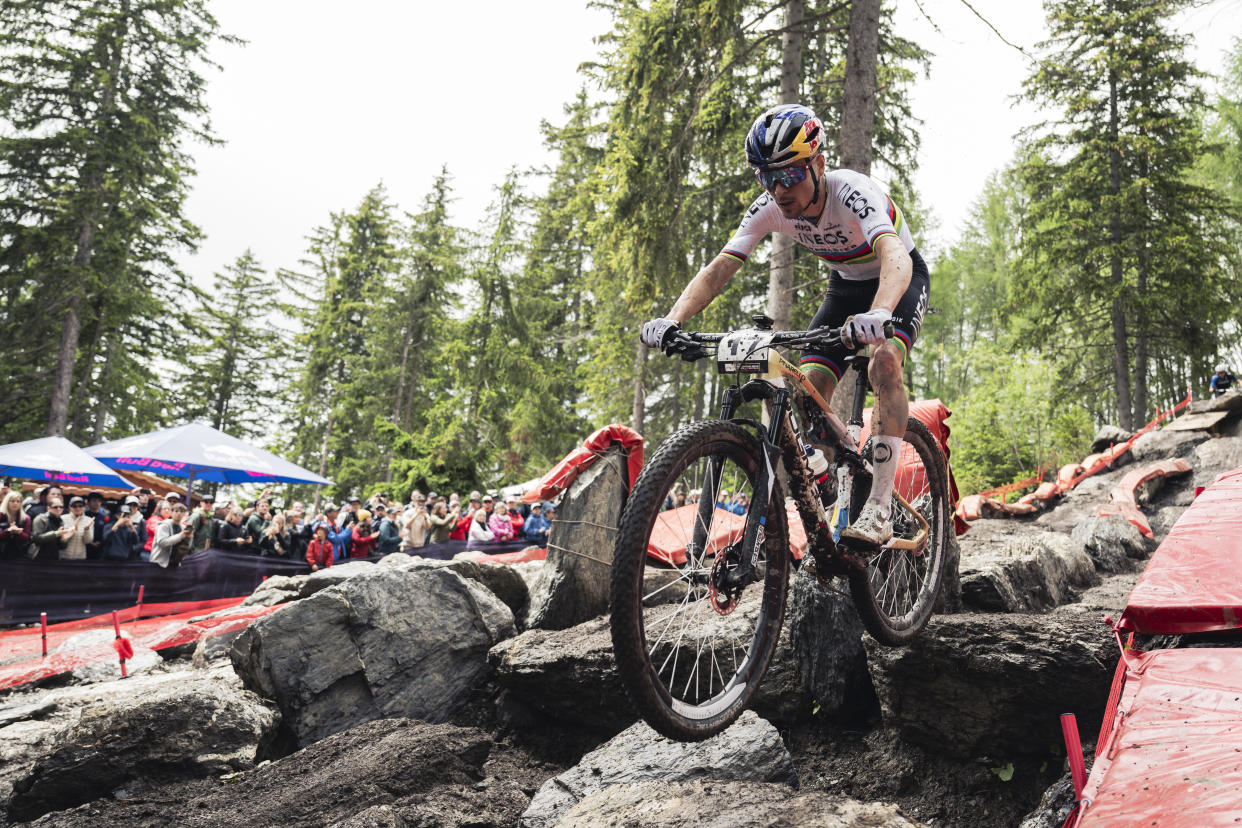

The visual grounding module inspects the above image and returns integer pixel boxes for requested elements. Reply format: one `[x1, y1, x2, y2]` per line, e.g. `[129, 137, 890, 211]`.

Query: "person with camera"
[258, 511, 293, 558]
[151, 502, 194, 568]
[188, 494, 216, 552]
[0, 490, 32, 560]
[401, 492, 430, 551]
[214, 507, 254, 553]
[347, 509, 379, 558]
[102, 503, 143, 561]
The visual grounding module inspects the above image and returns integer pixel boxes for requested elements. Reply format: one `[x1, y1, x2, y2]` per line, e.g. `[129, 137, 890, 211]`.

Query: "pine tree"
[1016, 0, 1238, 427]
[181, 251, 286, 438]
[0, 0, 228, 438]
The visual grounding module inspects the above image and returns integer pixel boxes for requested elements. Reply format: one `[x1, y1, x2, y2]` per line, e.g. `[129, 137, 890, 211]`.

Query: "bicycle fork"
[693, 385, 786, 593]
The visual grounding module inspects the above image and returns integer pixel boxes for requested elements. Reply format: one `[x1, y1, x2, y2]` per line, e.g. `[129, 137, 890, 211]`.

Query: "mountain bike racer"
[640, 103, 930, 547]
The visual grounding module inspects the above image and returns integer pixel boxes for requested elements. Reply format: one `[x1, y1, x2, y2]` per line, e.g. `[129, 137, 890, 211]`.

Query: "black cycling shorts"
[798, 247, 929, 382]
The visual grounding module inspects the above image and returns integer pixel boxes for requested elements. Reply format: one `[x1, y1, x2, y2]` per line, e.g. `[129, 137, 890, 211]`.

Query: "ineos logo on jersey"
[798, 230, 850, 247]
[841, 187, 876, 220]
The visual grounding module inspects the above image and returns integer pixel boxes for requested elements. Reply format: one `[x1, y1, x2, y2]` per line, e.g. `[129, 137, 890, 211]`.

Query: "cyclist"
[1211, 364, 1237, 397]
[641, 103, 929, 546]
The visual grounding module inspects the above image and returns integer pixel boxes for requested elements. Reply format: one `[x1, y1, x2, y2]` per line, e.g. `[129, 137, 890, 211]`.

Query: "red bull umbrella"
[0, 436, 138, 490]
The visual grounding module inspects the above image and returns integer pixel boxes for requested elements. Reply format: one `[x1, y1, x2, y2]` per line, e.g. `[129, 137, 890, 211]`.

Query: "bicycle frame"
[692, 341, 929, 589]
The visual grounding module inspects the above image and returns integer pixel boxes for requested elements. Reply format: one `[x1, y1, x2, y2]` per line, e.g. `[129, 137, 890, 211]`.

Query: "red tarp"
[645, 503, 809, 566]
[1075, 647, 1242, 827]
[1119, 466, 1242, 635]
[1096, 458, 1193, 539]
[476, 547, 548, 565]
[523, 424, 644, 504]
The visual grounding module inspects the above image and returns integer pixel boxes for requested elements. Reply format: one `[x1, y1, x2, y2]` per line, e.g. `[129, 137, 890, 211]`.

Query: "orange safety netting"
[0, 597, 280, 690]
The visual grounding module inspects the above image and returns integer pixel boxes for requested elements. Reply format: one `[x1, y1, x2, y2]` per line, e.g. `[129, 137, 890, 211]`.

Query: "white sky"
[180, 1, 1242, 284]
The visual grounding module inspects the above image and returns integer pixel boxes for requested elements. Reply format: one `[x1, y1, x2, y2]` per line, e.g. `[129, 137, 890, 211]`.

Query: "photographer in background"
[102, 504, 142, 561]
[30, 498, 74, 561]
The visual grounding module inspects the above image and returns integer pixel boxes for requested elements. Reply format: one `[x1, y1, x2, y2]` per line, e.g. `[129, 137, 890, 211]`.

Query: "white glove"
[843, 308, 891, 348]
[641, 318, 681, 351]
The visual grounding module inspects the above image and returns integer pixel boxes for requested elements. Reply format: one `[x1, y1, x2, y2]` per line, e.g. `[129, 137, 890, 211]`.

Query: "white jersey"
[720, 168, 914, 281]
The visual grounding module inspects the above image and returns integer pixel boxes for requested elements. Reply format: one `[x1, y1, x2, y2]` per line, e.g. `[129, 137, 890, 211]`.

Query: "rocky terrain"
[2, 410, 1241, 828]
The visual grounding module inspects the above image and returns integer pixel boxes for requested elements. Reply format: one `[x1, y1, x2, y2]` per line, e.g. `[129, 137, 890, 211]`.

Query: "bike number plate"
[716, 330, 775, 375]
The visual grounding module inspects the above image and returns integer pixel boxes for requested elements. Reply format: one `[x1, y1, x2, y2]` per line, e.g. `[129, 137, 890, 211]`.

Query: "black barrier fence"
[0, 538, 536, 626]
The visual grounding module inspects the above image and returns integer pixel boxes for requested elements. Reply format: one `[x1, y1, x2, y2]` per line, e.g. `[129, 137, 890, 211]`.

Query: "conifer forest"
[1, 0, 1240, 501]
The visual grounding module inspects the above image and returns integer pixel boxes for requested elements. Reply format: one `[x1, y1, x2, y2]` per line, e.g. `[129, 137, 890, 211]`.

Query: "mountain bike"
[609, 315, 949, 741]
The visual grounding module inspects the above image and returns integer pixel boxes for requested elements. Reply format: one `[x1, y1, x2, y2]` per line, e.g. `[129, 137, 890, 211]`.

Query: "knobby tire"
[610, 420, 790, 741]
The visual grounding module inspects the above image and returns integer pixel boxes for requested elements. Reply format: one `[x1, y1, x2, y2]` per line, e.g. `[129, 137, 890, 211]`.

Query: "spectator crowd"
[0, 483, 556, 571]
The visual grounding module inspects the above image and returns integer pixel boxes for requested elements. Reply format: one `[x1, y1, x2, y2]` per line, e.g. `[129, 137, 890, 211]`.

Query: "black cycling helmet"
[745, 104, 825, 170]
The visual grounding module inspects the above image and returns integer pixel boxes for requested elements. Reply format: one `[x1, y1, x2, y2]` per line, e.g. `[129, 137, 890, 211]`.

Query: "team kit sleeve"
[719, 194, 779, 266]
[829, 169, 904, 249]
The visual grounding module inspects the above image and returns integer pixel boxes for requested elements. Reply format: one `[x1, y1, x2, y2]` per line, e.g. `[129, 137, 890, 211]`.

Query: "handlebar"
[664, 321, 894, 362]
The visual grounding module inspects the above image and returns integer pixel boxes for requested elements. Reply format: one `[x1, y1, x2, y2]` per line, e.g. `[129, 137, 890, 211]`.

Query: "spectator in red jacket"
[348, 510, 379, 558]
[306, 524, 333, 571]
[505, 496, 525, 538]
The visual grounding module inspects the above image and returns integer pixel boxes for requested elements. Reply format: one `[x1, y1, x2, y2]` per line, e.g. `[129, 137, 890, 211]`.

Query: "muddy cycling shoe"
[840, 502, 893, 547]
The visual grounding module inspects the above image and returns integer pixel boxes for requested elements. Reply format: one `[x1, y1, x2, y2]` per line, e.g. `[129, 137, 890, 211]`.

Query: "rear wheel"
[610, 420, 790, 741]
[845, 416, 949, 645]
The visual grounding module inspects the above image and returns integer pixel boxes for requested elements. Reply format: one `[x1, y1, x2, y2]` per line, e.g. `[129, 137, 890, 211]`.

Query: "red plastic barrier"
[523, 424, 644, 504]
[1095, 458, 1192, 538]
[0, 597, 276, 690]
[1075, 647, 1242, 826]
[1119, 466, 1242, 635]
[476, 547, 548, 565]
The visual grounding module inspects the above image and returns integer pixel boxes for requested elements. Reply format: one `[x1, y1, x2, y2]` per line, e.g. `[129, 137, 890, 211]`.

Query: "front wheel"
[610, 420, 790, 741]
[846, 416, 950, 646]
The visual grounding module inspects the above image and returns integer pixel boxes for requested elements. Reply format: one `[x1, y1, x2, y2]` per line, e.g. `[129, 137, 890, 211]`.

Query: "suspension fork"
[830, 356, 873, 540]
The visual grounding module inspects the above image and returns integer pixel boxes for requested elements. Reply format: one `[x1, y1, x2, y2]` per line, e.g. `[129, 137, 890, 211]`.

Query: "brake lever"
[679, 346, 708, 362]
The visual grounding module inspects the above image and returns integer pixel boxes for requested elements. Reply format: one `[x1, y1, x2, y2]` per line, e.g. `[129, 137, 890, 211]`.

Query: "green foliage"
[949, 343, 1092, 496]
[1014, 0, 1240, 428]
[0, 0, 229, 441]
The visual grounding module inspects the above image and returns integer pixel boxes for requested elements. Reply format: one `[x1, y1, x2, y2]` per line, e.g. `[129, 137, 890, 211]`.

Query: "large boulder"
[520, 711, 795, 828]
[7, 673, 279, 823]
[489, 616, 630, 733]
[405, 556, 531, 620]
[239, 573, 306, 607]
[959, 531, 1099, 612]
[1130, 428, 1206, 464]
[1191, 436, 1242, 488]
[231, 566, 515, 747]
[785, 569, 871, 716]
[865, 612, 1117, 759]
[26, 719, 538, 828]
[525, 446, 628, 630]
[1070, 515, 1150, 573]
[558, 780, 926, 827]
[1090, 425, 1133, 454]
[297, 559, 376, 598]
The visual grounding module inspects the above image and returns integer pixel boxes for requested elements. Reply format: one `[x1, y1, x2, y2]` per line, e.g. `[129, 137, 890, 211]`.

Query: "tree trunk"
[830, 0, 882, 423]
[768, 0, 804, 330]
[69, 319, 104, 439]
[632, 342, 648, 435]
[1133, 162, 1150, 424]
[1107, 38, 1132, 430]
[839, 0, 881, 175]
[89, 335, 121, 444]
[314, 414, 335, 512]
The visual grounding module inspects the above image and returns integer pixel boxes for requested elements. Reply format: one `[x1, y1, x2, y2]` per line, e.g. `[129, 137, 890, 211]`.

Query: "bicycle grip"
[883, 321, 894, 338]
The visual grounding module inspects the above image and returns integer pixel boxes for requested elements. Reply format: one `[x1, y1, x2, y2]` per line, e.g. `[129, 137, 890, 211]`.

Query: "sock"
[867, 435, 903, 519]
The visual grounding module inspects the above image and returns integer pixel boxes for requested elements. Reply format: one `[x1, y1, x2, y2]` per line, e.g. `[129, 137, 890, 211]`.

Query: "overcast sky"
[179, 0, 1242, 285]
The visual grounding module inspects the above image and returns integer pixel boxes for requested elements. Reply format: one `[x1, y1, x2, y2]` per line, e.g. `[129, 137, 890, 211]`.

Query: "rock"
[557, 780, 926, 827]
[406, 557, 531, 620]
[1018, 770, 1084, 828]
[489, 616, 631, 733]
[297, 559, 376, 598]
[240, 573, 306, 607]
[191, 626, 245, 668]
[525, 446, 628, 630]
[1191, 436, 1242, 488]
[1149, 505, 1188, 542]
[520, 711, 795, 828]
[866, 612, 1117, 759]
[1090, 425, 1133, 454]
[54, 629, 161, 683]
[1070, 515, 1150, 573]
[0, 716, 61, 821]
[7, 673, 279, 823]
[785, 569, 871, 716]
[23, 719, 532, 828]
[231, 567, 514, 747]
[1130, 428, 1206, 464]
[959, 531, 1099, 612]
